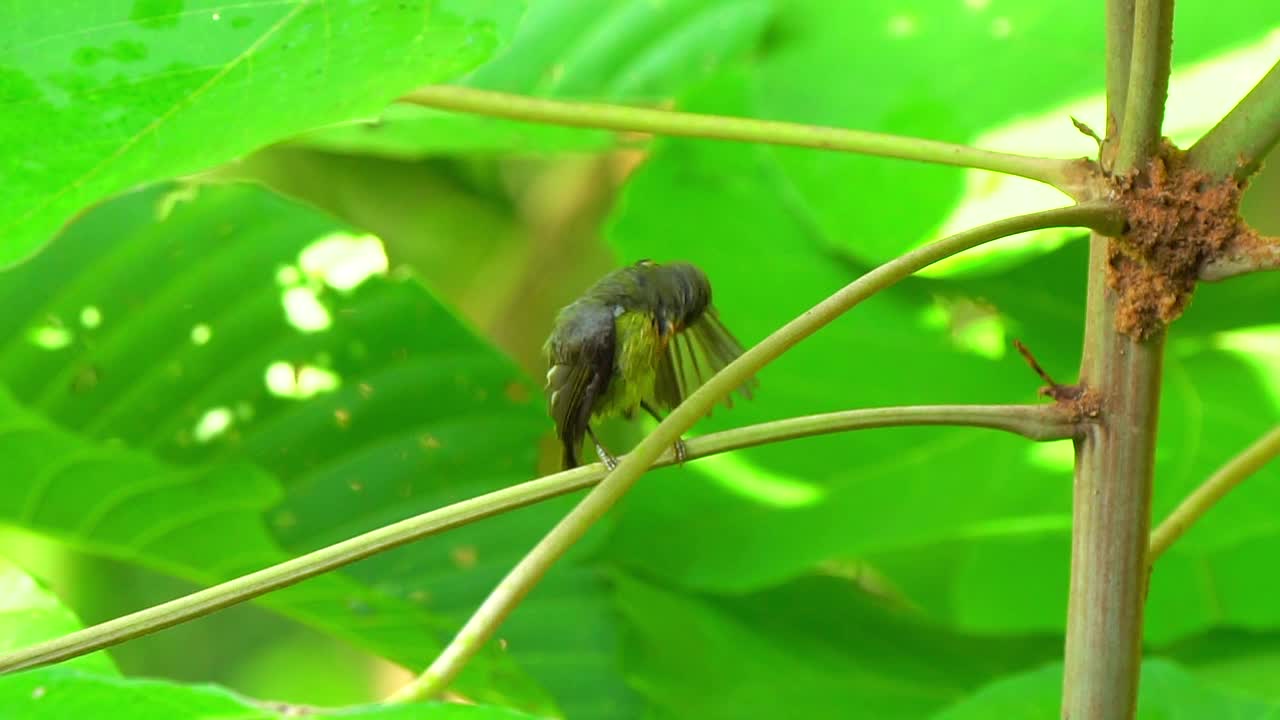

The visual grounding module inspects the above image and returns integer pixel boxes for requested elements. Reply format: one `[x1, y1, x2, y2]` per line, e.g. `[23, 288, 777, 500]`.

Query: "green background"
[1, 0, 1278, 717]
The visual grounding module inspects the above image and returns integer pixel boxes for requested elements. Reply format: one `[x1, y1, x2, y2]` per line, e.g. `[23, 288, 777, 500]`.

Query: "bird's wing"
[652, 310, 756, 412]
[547, 306, 616, 468]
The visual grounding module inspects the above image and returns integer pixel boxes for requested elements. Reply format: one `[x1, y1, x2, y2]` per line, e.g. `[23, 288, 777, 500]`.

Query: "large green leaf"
[0, 0, 524, 267]
[299, 0, 773, 155]
[0, 558, 540, 718]
[0, 183, 602, 712]
[599, 66, 1280, 646]
[1163, 629, 1280, 704]
[930, 659, 1280, 719]
[617, 574, 1058, 720]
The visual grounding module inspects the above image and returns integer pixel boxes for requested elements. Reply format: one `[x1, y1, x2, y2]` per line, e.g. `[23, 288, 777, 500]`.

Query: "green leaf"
[0, 183, 578, 710]
[0, 0, 524, 267]
[299, 0, 773, 155]
[0, 666, 543, 720]
[617, 574, 1058, 720]
[0, 557, 115, 676]
[1162, 629, 1280, 704]
[929, 659, 1280, 719]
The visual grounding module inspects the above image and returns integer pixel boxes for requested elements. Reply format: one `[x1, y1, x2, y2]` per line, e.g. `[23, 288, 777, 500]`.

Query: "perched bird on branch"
[545, 260, 756, 469]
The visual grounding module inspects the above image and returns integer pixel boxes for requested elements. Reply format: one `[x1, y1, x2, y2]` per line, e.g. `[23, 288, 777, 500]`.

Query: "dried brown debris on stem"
[1013, 339, 1098, 430]
[1107, 141, 1259, 338]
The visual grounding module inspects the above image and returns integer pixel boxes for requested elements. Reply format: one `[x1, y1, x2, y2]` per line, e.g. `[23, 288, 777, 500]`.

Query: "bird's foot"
[594, 442, 619, 471]
[673, 439, 688, 465]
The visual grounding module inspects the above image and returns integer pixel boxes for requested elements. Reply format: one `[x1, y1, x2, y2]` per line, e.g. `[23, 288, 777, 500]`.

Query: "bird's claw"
[673, 439, 688, 465]
[595, 443, 619, 471]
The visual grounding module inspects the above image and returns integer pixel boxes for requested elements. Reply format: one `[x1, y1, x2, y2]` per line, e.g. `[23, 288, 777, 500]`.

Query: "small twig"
[1149, 425, 1280, 561]
[1071, 117, 1110, 175]
[1014, 338, 1060, 388]
[1014, 339, 1080, 402]
[1071, 117, 1104, 149]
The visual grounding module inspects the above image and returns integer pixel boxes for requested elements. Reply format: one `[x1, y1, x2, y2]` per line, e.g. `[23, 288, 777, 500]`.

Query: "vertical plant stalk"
[1101, 0, 1135, 164]
[1065, 256, 1164, 720]
[1063, 2, 1171, 719]
[1115, 0, 1172, 166]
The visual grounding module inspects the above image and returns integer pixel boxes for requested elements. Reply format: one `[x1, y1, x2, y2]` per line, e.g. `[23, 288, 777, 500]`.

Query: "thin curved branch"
[1149, 425, 1280, 561]
[391, 201, 1127, 703]
[1187, 60, 1280, 184]
[398, 86, 1084, 193]
[0, 404, 1078, 675]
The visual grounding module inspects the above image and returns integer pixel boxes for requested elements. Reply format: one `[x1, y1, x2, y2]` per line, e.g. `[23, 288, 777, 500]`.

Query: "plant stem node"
[1107, 140, 1256, 338]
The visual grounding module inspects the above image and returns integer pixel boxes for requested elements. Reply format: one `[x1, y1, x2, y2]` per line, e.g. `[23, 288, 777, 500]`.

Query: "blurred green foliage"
[1, 0, 1278, 718]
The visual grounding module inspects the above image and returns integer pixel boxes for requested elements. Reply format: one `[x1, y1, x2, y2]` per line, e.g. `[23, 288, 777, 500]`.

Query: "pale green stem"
[1187, 60, 1280, 183]
[1149, 425, 1280, 561]
[389, 201, 1127, 703]
[398, 86, 1083, 193]
[1115, 0, 1172, 170]
[0, 404, 1077, 674]
[1105, 0, 1135, 135]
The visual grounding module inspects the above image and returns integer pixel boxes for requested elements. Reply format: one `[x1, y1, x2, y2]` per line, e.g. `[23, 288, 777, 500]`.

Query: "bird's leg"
[586, 426, 618, 470]
[640, 401, 688, 464]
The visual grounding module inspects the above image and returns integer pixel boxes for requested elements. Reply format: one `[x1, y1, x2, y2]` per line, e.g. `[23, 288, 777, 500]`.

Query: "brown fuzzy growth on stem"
[1107, 141, 1255, 338]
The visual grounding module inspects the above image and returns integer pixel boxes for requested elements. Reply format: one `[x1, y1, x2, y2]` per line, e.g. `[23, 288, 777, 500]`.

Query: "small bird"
[544, 260, 755, 469]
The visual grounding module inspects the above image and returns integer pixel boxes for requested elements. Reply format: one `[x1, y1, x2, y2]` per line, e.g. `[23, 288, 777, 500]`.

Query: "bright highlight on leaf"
[887, 15, 918, 38]
[700, 454, 825, 508]
[264, 361, 342, 400]
[1209, 326, 1280, 406]
[190, 324, 212, 346]
[1025, 440, 1075, 473]
[276, 266, 302, 287]
[921, 299, 1008, 360]
[78, 306, 102, 329]
[26, 324, 72, 350]
[192, 406, 234, 443]
[274, 233, 390, 333]
[281, 287, 332, 333]
[299, 232, 389, 292]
